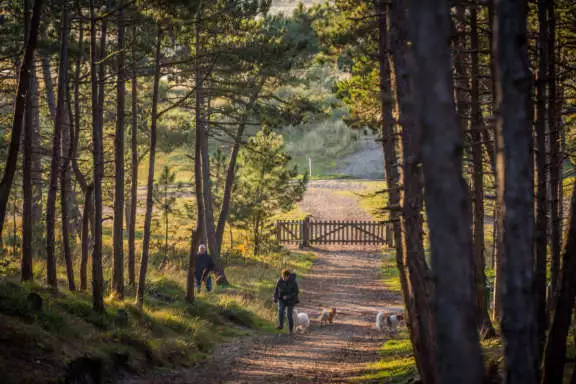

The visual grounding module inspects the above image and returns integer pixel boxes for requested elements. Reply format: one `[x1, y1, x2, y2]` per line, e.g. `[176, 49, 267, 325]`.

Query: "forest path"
[126, 180, 402, 383]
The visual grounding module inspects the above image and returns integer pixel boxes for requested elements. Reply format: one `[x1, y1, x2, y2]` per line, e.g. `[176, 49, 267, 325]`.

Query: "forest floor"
[125, 180, 405, 383]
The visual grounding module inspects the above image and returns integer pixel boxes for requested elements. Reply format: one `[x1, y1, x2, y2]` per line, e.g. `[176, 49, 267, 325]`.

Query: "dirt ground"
[125, 180, 402, 383]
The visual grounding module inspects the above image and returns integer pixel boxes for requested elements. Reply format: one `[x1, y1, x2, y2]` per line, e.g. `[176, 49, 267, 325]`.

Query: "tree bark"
[407, 0, 484, 382]
[547, 0, 561, 310]
[188, 99, 206, 301]
[0, 0, 43, 242]
[41, 55, 57, 124]
[47, 3, 71, 291]
[21, 0, 34, 281]
[128, 24, 138, 287]
[90, 0, 105, 313]
[389, 1, 437, 382]
[112, 0, 125, 299]
[136, 26, 162, 308]
[195, 19, 228, 285]
[494, 0, 538, 382]
[534, 0, 549, 363]
[542, 182, 576, 384]
[470, 7, 495, 339]
[489, 0, 504, 323]
[80, 185, 93, 291]
[22, 56, 34, 283]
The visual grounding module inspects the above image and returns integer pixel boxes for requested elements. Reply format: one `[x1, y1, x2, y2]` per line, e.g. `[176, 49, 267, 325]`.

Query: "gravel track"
[124, 180, 402, 383]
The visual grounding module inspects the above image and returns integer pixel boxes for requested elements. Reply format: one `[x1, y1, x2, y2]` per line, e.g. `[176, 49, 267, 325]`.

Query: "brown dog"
[318, 307, 337, 327]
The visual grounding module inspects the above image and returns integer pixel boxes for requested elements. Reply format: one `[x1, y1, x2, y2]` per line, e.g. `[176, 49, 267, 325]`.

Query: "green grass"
[0, 247, 315, 383]
[352, 331, 417, 383]
[380, 251, 402, 295]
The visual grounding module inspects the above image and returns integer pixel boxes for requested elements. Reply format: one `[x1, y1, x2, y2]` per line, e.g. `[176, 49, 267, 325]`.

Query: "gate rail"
[276, 216, 394, 247]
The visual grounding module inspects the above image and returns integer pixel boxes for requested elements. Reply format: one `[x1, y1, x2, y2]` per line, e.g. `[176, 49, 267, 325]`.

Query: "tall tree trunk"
[61, 105, 76, 292]
[407, 0, 484, 382]
[186, 228, 201, 303]
[41, 55, 57, 124]
[0, 0, 43, 243]
[80, 185, 93, 291]
[489, 0, 504, 322]
[90, 0, 106, 313]
[21, 0, 34, 281]
[470, 7, 495, 338]
[128, 24, 138, 287]
[71, 17, 92, 292]
[47, 3, 71, 291]
[195, 20, 228, 285]
[61, 4, 75, 291]
[136, 26, 162, 308]
[547, 0, 561, 310]
[541, 181, 576, 384]
[534, 0, 549, 363]
[112, 0, 125, 299]
[389, 1, 437, 382]
[188, 101, 206, 302]
[494, 0, 538, 382]
[22, 95, 34, 281]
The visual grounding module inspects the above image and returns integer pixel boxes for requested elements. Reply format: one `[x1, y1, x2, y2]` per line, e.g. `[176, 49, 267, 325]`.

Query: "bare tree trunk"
[547, 0, 561, 310]
[494, 0, 538, 382]
[407, 0, 483, 382]
[112, 0, 125, 299]
[90, 0, 106, 313]
[0, 0, 43, 242]
[128, 24, 138, 287]
[21, 0, 34, 281]
[47, 3, 71, 291]
[534, 0, 549, 363]
[71, 18, 92, 292]
[542, 181, 576, 384]
[389, 1, 437, 382]
[195, 19, 228, 285]
[80, 186, 93, 291]
[41, 55, 57, 124]
[30, 70, 43, 228]
[470, 7, 495, 339]
[186, 228, 201, 303]
[487, 0, 504, 323]
[136, 26, 162, 308]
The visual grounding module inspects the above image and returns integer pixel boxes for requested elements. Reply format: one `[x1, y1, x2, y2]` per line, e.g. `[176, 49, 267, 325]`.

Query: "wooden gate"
[276, 216, 393, 247]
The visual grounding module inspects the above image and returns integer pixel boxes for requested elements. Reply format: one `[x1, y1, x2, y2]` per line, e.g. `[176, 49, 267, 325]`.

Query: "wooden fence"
[276, 216, 394, 247]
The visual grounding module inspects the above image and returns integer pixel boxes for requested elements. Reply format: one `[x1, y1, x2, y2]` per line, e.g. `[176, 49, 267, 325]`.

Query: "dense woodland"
[0, 0, 575, 382]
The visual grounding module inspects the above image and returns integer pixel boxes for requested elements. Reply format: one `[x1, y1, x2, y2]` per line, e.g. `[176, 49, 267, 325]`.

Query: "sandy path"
[124, 180, 402, 383]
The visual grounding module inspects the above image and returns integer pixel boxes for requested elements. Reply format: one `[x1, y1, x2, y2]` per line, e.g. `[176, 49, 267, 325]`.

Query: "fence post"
[276, 221, 281, 244]
[302, 215, 311, 248]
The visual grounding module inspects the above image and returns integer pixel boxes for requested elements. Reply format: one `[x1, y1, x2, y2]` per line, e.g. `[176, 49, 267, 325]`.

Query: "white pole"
[308, 156, 312, 177]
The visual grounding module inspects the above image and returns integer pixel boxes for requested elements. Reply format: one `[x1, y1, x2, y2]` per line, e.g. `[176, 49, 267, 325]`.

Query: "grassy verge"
[0, 248, 315, 383]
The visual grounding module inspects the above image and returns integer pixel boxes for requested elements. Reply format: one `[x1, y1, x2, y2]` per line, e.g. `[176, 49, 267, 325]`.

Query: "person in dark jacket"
[273, 269, 299, 334]
[195, 244, 214, 293]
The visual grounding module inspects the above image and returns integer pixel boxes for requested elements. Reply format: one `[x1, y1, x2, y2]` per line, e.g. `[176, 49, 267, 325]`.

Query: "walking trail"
[128, 180, 402, 383]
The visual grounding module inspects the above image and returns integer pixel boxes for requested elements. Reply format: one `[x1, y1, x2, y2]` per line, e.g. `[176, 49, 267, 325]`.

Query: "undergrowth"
[0, 248, 315, 383]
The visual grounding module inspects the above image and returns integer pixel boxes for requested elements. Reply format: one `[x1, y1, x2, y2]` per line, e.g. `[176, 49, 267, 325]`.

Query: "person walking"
[273, 269, 299, 334]
[195, 244, 214, 293]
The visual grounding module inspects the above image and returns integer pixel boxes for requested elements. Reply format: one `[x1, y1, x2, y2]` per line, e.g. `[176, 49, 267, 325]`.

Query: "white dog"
[293, 308, 310, 333]
[376, 311, 398, 336]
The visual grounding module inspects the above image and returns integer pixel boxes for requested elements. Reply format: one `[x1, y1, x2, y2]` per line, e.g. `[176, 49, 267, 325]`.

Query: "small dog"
[318, 307, 337, 327]
[292, 308, 310, 333]
[376, 311, 398, 336]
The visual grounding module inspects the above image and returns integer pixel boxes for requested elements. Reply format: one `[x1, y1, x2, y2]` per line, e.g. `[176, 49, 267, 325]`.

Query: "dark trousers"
[196, 276, 212, 293]
[278, 301, 294, 332]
